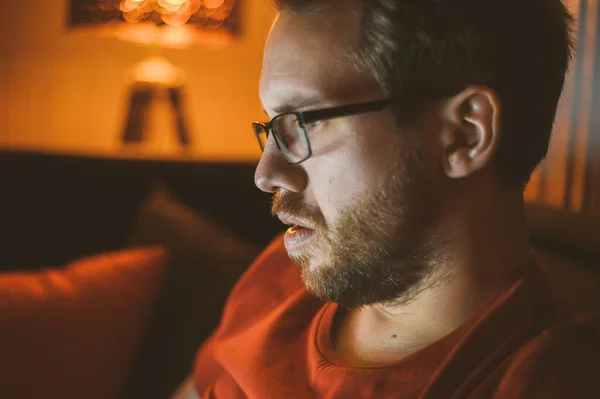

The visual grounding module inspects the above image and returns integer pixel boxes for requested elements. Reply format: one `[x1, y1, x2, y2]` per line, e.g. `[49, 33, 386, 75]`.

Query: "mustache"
[271, 191, 326, 229]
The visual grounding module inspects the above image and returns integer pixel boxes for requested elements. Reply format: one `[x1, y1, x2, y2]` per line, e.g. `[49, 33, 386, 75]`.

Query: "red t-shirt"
[193, 236, 600, 398]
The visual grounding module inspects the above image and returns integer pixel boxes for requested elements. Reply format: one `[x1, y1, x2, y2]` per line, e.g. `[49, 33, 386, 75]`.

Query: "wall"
[0, 0, 274, 161]
[2, 1, 599, 212]
[0, 50, 7, 140]
[524, 0, 600, 214]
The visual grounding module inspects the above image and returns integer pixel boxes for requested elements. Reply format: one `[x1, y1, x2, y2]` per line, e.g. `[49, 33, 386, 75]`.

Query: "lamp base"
[121, 57, 193, 156]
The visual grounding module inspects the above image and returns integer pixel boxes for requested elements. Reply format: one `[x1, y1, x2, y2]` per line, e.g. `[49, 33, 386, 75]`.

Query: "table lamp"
[68, 0, 241, 156]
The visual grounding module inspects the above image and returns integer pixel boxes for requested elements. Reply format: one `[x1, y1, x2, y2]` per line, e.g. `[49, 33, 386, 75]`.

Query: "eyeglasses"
[253, 98, 396, 164]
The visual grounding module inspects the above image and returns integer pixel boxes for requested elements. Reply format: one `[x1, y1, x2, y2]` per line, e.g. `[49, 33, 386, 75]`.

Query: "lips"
[277, 214, 317, 252]
[277, 214, 312, 229]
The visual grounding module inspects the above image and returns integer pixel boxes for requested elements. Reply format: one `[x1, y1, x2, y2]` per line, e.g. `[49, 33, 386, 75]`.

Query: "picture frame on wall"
[67, 0, 243, 41]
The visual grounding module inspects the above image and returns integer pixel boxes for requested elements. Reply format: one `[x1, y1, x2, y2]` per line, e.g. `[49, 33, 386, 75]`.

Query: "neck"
[333, 185, 534, 366]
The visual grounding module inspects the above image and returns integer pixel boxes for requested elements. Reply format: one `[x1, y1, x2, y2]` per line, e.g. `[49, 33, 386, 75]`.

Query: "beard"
[271, 137, 447, 309]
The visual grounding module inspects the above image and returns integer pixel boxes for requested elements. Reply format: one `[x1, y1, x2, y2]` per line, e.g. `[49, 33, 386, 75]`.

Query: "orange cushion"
[0, 246, 168, 399]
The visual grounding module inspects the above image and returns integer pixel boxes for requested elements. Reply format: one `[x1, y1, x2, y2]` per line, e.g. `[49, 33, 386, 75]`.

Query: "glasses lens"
[272, 114, 310, 163]
[253, 123, 268, 151]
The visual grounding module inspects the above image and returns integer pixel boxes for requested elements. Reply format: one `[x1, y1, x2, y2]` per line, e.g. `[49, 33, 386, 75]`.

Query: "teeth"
[289, 224, 303, 232]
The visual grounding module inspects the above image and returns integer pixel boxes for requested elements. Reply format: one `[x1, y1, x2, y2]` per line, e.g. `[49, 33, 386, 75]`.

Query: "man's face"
[255, 10, 444, 308]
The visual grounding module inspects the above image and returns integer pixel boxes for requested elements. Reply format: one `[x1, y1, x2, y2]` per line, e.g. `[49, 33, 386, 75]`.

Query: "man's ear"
[439, 86, 502, 179]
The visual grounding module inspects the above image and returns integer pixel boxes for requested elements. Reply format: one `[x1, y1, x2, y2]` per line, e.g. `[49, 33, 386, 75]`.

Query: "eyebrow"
[264, 94, 323, 116]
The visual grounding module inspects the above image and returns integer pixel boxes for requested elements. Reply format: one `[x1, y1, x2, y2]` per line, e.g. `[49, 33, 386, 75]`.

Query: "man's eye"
[304, 119, 323, 130]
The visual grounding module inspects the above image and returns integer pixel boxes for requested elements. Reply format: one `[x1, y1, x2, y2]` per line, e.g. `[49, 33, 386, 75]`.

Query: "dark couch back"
[0, 150, 283, 271]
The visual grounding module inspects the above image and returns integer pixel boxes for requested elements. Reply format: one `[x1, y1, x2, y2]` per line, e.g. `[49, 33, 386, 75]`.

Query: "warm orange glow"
[120, 0, 139, 13]
[159, 25, 195, 48]
[3, 0, 268, 162]
[132, 56, 186, 85]
[107, 12, 232, 48]
[161, 5, 192, 26]
[116, 22, 159, 45]
[206, 5, 233, 21]
[158, 0, 182, 13]
[123, 9, 144, 23]
[140, 1, 155, 13]
[123, 8, 145, 23]
[204, 0, 226, 9]
[111, 0, 239, 44]
[189, 0, 202, 14]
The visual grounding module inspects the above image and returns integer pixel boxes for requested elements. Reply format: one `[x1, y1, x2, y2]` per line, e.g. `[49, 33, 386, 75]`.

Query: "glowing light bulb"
[133, 56, 186, 85]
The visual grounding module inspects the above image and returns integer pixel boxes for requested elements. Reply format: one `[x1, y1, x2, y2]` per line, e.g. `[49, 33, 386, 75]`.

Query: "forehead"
[260, 10, 377, 114]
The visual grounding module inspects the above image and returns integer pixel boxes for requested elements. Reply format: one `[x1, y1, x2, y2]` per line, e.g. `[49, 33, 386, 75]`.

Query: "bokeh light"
[117, 0, 237, 26]
[204, 0, 226, 9]
[70, 0, 240, 46]
[112, 0, 236, 27]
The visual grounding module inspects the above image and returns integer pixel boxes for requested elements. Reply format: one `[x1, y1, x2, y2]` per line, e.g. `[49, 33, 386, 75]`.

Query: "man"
[186, 0, 600, 397]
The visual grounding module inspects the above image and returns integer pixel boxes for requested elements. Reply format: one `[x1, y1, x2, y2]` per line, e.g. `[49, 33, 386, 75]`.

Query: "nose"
[254, 135, 308, 194]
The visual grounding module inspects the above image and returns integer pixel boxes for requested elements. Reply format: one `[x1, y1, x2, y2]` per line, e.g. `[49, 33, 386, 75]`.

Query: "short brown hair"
[275, 0, 575, 186]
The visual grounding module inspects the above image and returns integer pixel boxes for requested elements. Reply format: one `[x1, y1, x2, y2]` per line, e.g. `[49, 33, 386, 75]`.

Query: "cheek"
[306, 115, 402, 225]
[307, 147, 382, 226]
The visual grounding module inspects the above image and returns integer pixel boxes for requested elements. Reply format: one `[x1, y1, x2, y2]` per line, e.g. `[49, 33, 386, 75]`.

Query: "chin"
[288, 238, 329, 269]
[288, 249, 320, 271]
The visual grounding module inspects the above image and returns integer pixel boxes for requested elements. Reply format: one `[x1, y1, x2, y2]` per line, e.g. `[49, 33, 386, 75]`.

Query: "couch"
[0, 150, 598, 399]
[0, 150, 281, 399]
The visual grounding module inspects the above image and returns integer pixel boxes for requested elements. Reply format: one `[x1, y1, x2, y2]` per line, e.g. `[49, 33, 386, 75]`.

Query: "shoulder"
[192, 236, 315, 392]
[495, 318, 600, 398]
